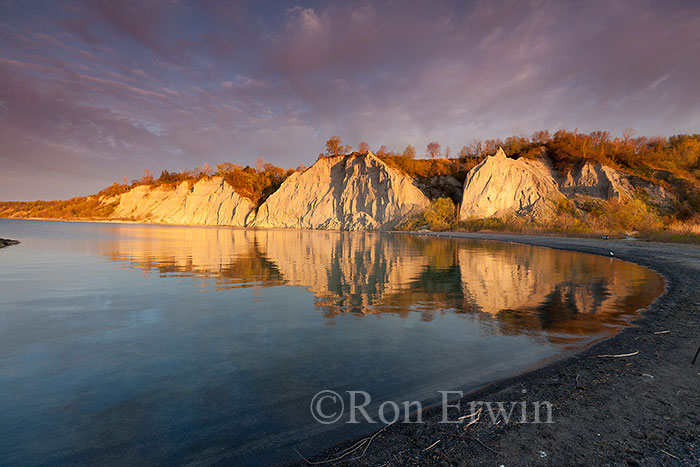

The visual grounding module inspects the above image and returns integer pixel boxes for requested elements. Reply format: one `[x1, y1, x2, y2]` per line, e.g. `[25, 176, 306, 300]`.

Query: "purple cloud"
[1, 0, 699, 200]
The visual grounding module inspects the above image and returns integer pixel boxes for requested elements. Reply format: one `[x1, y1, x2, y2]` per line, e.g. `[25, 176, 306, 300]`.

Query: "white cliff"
[110, 176, 254, 226]
[249, 152, 430, 230]
[459, 148, 561, 220]
[458, 148, 660, 221]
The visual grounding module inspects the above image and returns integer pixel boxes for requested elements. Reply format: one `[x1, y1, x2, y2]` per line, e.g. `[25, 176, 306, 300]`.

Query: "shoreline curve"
[303, 232, 699, 466]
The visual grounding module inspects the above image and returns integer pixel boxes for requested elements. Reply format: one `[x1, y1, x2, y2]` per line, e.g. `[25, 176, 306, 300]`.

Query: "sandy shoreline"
[304, 232, 700, 466]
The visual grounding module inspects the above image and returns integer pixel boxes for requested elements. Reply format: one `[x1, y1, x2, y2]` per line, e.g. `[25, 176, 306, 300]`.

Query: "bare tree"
[427, 141, 441, 159]
[468, 140, 483, 158]
[444, 146, 452, 158]
[358, 141, 370, 153]
[201, 163, 214, 176]
[255, 157, 265, 172]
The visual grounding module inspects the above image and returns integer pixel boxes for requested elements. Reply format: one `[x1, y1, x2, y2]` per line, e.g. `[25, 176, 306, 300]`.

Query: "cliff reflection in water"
[99, 226, 663, 345]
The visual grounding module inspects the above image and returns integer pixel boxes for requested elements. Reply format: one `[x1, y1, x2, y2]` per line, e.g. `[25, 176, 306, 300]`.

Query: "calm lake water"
[0, 219, 664, 465]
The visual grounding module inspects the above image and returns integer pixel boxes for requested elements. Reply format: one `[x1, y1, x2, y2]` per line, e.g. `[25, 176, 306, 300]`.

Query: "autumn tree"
[402, 144, 416, 158]
[358, 141, 370, 153]
[325, 136, 352, 156]
[216, 162, 240, 174]
[158, 170, 173, 183]
[483, 139, 502, 155]
[444, 146, 452, 158]
[427, 141, 441, 159]
[531, 130, 551, 145]
[140, 169, 154, 184]
[468, 140, 483, 158]
[376, 145, 388, 156]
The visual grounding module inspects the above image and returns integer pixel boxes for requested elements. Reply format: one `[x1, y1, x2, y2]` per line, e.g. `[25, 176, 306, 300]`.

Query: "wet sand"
[305, 233, 700, 466]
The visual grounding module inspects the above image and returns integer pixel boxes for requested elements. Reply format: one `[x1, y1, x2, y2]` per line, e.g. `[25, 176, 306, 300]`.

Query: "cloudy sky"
[1, 0, 699, 200]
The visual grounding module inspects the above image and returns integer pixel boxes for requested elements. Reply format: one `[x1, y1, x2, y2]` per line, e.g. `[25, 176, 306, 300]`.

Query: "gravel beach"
[304, 233, 700, 466]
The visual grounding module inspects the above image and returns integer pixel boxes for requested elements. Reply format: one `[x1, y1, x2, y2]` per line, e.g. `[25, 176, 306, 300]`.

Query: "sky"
[1, 0, 700, 200]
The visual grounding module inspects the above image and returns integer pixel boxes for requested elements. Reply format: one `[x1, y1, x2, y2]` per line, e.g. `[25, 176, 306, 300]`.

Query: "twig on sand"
[692, 344, 700, 364]
[659, 448, 679, 460]
[597, 351, 639, 358]
[423, 440, 441, 451]
[457, 407, 482, 421]
[654, 330, 670, 334]
[463, 409, 482, 430]
[294, 420, 397, 465]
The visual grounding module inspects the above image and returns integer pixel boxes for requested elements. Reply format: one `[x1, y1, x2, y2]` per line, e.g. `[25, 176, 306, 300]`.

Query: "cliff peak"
[250, 152, 429, 230]
[460, 150, 560, 220]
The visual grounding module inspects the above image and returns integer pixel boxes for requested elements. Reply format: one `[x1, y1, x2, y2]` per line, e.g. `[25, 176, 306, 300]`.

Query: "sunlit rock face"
[249, 152, 430, 230]
[110, 177, 254, 226]
[458, 148, 677, 221]
[459, 148, 562, 220]
[559, 162, 634, 200]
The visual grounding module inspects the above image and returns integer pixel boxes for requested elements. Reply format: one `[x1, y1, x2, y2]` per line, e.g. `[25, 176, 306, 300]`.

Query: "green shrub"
[423, 198, 456, 230]
[398, 197, 456, 231]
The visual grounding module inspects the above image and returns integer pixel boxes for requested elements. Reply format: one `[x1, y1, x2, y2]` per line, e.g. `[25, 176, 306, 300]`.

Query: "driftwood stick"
[423, 439, 440, 451]
[463, 409, 482, 430]
[597, 351, 639, 358]
[294, 420, 397, 465]
[692, 344, 700, 364]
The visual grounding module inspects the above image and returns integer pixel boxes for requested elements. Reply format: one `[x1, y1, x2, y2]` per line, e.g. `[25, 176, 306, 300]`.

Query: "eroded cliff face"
[458, 148, 662, 221]
[459, 148, 561, 220]
[249, 152, 430, 230]
[109, 176, 254, 226]
[95, 153, 430, 230]
[559, 162, 633, 200]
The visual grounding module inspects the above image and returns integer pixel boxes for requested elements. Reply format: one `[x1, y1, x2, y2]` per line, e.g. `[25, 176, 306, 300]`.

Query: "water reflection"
[98, 226, 663, 345]
[0, 220, 667, 466]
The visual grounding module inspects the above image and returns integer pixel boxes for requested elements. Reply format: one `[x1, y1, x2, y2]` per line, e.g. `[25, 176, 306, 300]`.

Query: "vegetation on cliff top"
[0, 160, 295, 219]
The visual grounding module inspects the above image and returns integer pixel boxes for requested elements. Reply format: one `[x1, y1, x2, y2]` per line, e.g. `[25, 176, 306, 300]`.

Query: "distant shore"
[0, 238, 20, 248]
[307, 232, 700, 466]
